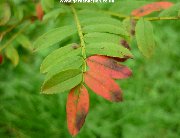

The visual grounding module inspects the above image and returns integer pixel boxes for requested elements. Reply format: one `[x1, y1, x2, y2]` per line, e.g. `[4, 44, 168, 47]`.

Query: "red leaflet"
[36, 3, 44, 21]
[87, 55, 132, 79]
[132, 2, 173, 17]
[85, 70, 122, 102]
[66, 85, 89, 136]
[0, 54, 3, 64]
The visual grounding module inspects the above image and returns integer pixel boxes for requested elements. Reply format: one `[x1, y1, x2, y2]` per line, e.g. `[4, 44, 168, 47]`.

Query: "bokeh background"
[0, 0, 180, 137]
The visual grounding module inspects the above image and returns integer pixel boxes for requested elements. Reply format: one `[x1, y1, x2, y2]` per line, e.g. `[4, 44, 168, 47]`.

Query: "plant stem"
[0, 25, 16, 41]
[70, 5, 87, 76]
[101, 10, 180, 21]
[0, 22, 30, 52]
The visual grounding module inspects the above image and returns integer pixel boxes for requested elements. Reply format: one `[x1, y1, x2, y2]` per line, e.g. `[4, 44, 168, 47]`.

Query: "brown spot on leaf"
[131, 29, 135, 36]
[111, 57, 128, 62]
[72, 44, 80, 49]
[111, 91, 123, 102]
[120, 40, 131, 50]
[75, 110, 87, 131]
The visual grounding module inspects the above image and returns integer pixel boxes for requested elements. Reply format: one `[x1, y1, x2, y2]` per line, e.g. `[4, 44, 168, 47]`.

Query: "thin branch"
[100, 10, 180, 21]
[0, 22, 30, 52]
[0, 25, 16, 41]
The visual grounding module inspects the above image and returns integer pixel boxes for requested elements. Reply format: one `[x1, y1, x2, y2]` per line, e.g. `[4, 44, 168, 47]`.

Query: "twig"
[0, 22, 31, 52]
[100, 10, 180, 21]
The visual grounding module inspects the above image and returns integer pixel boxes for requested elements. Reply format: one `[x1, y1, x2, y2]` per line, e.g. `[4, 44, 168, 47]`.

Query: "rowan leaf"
[33, 25, 77, 51]
[45, 56, 83, 80]
[0, 3, 11, 26]
[66, 85, 89, 136]
[41, 0, 54, 12]
[86, 42, 133, 58]
[36, 3, 44, 21]
[41, 69, 82, 94]
[159, 2, 180, 17]
[40, 43, 81, 73]
[83, 24, 129, 37]
[43, 8, 64, 21]
[87, 55, 132, 79]
[132, 2, 174, 17]
[5, 45, 19, 67]
[78, 10, 109, 18]
[81, 17, 122, 26]
[84, 32, 123, 45]
[85, 70, 122, 102]
[16, 34, 32, 51]
[135, 18, 155, 58]
[109, 1, 149, 15]
[14, 6, 24, 21]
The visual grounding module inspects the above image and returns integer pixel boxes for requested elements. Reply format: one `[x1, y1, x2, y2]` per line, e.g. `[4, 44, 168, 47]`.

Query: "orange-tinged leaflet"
[36, 3, 44, 20]
[87, 55, 132, 79]
[66, 85, 89, 136]
[85, 70, 123, 102]
[132, 2, 174, 17]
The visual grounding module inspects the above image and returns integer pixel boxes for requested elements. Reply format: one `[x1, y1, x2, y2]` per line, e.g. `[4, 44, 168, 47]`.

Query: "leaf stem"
[101, 10, 180, 21]
[70, 5, 87, 77]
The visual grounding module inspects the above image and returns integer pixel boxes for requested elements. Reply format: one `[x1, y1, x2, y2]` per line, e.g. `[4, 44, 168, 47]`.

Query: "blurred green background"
[0, 0, 180, 138]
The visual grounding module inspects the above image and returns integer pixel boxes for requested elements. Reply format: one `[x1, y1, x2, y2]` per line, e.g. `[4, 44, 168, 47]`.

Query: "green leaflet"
[43, 8, 65, 21]
[109, 1, 148, 15]
[45, 56, 83, 80]
[0, 3, 11, 26]
[78, 10, 109, 19]
[5, 45, 19, 67]
[84, 32, 123, 45]
[74, 3, 99, 10]
[16, 34, 32, 51]
[86, 42, 133, 58]
[83, 24, 129, 36]
[41, 69, 82, 94]
[159, 3, 180, 17]
[41, 0, 54, 12]
[33, 25, 77, 51]
[135, 18, 155, 58]
[14, 6, 24, 21]
[81, 17, 122, 26]
[40, 43, 81, 73]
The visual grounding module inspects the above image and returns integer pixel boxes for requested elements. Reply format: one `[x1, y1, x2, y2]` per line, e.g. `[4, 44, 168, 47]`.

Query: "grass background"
[0, 1, 180, 138]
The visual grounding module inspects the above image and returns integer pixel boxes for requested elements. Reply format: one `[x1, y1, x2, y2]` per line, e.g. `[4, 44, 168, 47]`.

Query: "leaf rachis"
[70, 5, 87, 79]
